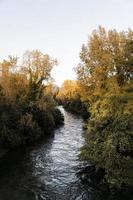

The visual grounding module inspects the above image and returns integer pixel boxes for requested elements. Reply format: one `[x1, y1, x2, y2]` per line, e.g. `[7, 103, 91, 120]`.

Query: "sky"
[0, 0, 133, 86]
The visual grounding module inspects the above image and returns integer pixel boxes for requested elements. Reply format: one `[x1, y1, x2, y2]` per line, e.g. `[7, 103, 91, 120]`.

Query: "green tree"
[76, 27, 133, 188]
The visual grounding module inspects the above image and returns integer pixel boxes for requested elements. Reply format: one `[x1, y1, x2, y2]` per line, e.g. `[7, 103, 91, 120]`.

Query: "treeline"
[56, 80, 89, 119]
[58, 27, 133, 189]
[0, 50, 64, 148]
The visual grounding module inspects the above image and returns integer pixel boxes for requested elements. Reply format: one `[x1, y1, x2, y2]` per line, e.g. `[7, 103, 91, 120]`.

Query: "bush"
[0, 95, 64, 148]
[80, 93, 133, 188]
[52, 108, 64, 126]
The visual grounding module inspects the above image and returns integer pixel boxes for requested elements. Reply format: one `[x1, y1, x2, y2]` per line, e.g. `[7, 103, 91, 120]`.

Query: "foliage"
[0, 50, 64, 148]
[56, 80, 89, 118]
[76, 27, 133, 188]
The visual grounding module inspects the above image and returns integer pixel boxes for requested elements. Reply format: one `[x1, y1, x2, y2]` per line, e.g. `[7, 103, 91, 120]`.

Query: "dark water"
[0, 107, 132, 200]
[0, 107, 90, 200]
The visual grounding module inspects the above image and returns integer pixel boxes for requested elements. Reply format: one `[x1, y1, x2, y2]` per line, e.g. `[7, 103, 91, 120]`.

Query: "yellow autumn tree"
[76, 27, 133, 188]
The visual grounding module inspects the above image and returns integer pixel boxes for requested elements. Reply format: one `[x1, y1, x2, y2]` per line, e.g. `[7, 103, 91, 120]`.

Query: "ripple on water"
[29, 108, 87, 199]
[0, 107, 90, 200]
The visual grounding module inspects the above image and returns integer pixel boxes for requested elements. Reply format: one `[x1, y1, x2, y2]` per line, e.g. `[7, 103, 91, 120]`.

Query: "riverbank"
[0, 107, 132, 200]
[0, 103, 64, 158]
[0, 107, 88, 200]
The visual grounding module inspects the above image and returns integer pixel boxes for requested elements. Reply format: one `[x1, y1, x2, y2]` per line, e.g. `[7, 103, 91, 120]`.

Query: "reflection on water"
[0, 107, 89, 200]
[0, 107, 132, 200]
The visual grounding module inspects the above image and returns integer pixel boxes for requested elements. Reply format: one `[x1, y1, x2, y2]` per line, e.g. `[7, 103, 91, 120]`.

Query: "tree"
[57, 80, 79, 101]
[21, 50, 57, 101]
[0, 56, 18, 97]
[0, 50, 64, 148]
[77, 27, 133, 188]
[76, 26, 133, 102]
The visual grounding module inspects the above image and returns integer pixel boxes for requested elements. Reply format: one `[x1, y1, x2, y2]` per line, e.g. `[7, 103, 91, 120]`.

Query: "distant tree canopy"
[56, 80, 89, 118]
[57, 80, 80, 101]
[75, 27, 133, 188]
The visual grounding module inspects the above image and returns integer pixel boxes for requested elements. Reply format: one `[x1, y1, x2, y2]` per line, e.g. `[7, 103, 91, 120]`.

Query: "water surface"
[0, 107, 89, 200]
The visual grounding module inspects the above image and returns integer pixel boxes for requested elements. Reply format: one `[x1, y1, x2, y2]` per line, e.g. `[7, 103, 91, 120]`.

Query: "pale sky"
[0, 0, 133, 85]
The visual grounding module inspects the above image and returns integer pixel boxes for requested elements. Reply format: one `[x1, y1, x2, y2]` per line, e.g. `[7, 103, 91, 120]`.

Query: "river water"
[0, 107, 90, 200]
[0, 107, 132, 200]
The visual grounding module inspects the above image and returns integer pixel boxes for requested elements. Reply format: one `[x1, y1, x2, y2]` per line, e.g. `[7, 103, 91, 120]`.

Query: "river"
[0, 107, 132, 200]
[0, 107, 92, 200]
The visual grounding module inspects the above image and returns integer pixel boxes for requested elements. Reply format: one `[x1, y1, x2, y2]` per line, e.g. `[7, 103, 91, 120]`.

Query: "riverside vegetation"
[56, 80, 89, 119]
[0, 50, 64, 148]
[57, 27, 133, 190]
[0, 26, 133, 195]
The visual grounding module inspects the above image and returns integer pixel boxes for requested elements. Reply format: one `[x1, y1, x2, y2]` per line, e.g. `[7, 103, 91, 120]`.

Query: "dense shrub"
[0, 50, 64, 148]
[62, 98, 89, 119]
[52, 108, 64, 126]
[0, 95, 64, 148]
[76, 27, 133, 188]
[80, 93, 133, 187]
